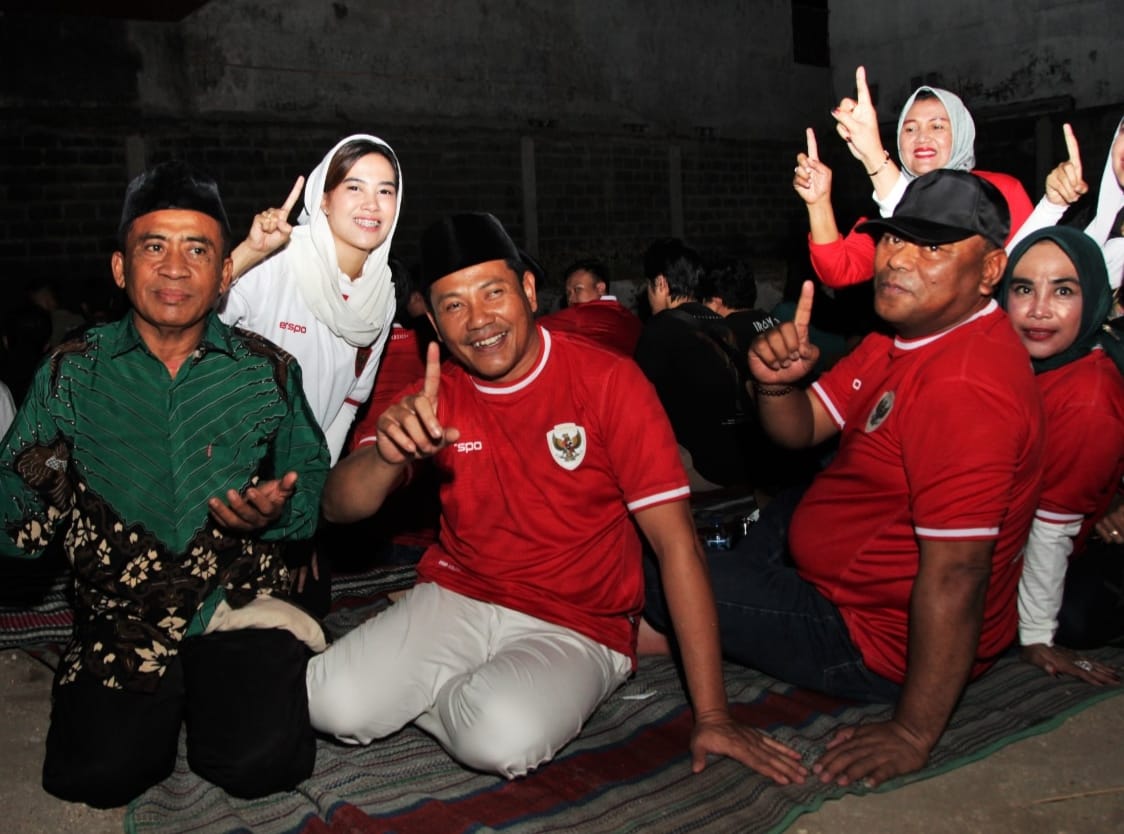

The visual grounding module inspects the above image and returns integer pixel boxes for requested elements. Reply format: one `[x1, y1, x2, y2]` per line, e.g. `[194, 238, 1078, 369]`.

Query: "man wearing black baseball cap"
[644, 170, 1044, 787]
[310, 212, 809, 786]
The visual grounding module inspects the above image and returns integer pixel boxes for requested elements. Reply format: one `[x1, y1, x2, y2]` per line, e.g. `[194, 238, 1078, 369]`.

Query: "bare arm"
[320, 445, 408, 523]
[321, 342, 459, 523]
[814, 538, 993, 787]
[794, 128, 842, 246]
[634, 500, 807, 784]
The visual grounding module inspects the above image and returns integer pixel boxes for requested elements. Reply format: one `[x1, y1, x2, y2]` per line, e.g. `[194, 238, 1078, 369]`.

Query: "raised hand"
[793, 128, 834, 206]
[375, 342, 460, 465]
[209, 471, 298, 532]
[1044, 124, 1088, 206]
[832, 66, 887, 167]
[247, 176, 304, 254]
[748, 280, 820, 384]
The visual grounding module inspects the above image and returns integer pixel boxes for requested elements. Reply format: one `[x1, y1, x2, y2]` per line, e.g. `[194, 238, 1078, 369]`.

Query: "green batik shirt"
[0, 313, 330, 692]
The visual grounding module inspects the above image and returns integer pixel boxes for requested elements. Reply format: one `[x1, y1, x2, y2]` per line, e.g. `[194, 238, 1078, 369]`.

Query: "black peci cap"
[419, 213, 524, 290]
[118, 161, 232, 250]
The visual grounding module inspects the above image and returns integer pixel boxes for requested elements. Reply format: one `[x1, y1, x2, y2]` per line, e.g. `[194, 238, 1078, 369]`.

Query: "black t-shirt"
[633, 304, 748, 487]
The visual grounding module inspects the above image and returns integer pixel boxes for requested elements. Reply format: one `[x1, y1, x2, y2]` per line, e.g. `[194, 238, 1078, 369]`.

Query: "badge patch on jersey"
[547, 422, 586, 470]
[865, 391, 894, 433]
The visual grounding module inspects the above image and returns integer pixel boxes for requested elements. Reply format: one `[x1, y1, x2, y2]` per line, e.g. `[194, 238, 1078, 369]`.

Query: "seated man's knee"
[438, 682, 568, 778]
[182, 629, 315, 796]
[305, 663, 382, 743]
[187, 729, 314, 798]
[43, 739, 178, 809]
[42, 672, 182, 808]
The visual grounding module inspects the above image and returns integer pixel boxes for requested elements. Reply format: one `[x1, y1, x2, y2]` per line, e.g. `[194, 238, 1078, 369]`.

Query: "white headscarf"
[1088, 117, 1124, 288]
[287, 134, 402, 347]
[896, 86, 976, 178]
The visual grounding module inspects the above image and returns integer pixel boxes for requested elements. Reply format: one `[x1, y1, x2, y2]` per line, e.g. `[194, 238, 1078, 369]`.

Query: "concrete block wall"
[1, 0, 834, 299]
[0, 114, 815, 299]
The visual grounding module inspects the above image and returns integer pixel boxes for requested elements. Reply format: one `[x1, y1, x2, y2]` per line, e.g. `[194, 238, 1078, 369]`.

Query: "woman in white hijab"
[1009, 116, 1124, 291]
[222, 134, 402, 465]
[794, 67, 1033, 288]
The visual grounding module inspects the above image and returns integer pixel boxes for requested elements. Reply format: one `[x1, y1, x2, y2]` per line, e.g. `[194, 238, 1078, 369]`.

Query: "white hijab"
[1089, 117, 1124, 288]
[896, 86, 976, 178]
[287, 134, 402, 347]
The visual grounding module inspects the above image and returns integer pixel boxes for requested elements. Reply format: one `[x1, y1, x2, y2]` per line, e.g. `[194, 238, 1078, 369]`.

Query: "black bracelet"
[865, 149, 891, 177]
[754, 383, 795, 397]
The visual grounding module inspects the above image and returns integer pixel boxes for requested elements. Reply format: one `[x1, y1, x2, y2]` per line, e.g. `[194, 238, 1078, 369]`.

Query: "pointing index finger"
[1062, 123, 1082, 179]
[280, 175, 305, 216]
[855, 65, 871, 106]
[422, 340, 442, 401]
[794, 280, 815, 337]
[806, 128, 819, 161]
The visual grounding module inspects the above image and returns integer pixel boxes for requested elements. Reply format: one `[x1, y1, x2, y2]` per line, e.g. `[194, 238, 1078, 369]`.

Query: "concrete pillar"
[668, 144, 683, 238]
[520, 136, 539, 255]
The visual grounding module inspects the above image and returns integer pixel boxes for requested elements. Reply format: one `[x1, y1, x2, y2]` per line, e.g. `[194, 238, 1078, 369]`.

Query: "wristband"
[865, 149, 891, 177]
[754, 383, 795, 397]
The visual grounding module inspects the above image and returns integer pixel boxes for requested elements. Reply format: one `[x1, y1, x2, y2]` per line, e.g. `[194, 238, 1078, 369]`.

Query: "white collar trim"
[471, 327, 551, 395]
[893, 300, 998, 351]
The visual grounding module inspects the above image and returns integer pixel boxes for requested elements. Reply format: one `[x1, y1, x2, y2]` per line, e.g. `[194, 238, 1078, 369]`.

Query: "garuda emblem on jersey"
[865, 390, 894, 433]
[547, 422, 586, 470]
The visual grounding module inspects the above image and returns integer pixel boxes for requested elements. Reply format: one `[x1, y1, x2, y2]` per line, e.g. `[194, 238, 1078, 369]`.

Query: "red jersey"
[538, 298, 643, 356]
[791, 302, 1043, 682]
[417, 328, 690, 665]
[1037, 349, 1124, 550]
[350, 325, 427, 451]
[810, 171, 1034, 288]
[349, 325, 439, 548]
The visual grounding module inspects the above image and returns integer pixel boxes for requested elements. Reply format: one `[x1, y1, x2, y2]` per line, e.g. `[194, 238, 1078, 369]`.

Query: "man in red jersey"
[644, 170, 1044, 788]
[306, 213, 807, 785]
[538, 258, 643, 355]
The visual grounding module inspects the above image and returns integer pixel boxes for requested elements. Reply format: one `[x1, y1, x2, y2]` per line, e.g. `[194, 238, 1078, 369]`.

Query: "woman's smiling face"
[1005, 240, 1084, 361]
[899, 97, 953, 175]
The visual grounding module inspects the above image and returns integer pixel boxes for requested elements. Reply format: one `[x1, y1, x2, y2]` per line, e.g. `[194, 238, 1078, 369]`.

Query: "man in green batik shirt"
[0, 162, 330, 808]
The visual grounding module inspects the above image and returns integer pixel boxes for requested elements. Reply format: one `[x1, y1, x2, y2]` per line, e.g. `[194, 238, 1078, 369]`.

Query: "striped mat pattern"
[123, 568, 1124, 834]
[0, 555, 73, 651]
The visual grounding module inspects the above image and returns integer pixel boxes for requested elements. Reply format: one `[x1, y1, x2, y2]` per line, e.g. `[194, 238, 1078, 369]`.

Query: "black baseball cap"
[857, 169, 1010, 249]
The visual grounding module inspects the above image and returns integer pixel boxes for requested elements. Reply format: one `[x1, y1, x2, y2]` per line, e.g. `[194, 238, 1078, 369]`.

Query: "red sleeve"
[1040, 404, 1124, 522]
[973, 171, 1034, 245]
[808, 218, 878, 288]
[903, 376, 1030, 538]
[808, 333, 889, 427]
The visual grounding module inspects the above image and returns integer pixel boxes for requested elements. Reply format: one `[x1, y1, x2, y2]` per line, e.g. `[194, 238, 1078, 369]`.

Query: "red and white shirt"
[791, 301, 1044, 682]
[1018, 348, 1124, 645]
[220, 257, 392, 463]
[416, 327, 690, 665]
[1036, 349, 1124, 541]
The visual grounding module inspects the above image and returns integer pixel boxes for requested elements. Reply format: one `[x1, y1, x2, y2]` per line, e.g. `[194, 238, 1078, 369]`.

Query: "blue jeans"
[644, 488, 901, 703]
